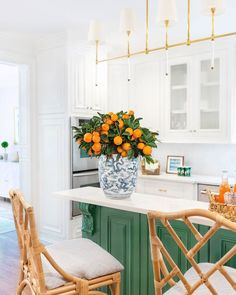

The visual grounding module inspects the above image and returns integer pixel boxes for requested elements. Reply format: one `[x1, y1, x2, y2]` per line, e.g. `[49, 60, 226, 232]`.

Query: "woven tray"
[208, 192, 236, 222]
[141, 161, 160, 175]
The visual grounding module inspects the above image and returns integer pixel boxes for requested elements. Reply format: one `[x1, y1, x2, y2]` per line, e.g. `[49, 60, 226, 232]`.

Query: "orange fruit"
[128, 110, 134, 116]
[125, 128, 133, 136]
[102, 123, 109, 131]
[106, 118, 113, 125]
[118, 119, 124, 129]
[84, 133, 92, 143]
[114, 136, 123, 145]
[92, 143, 101, 152]
[94, 150, 101, 155]
[133, 129, 142, 138]
[117, 146, 123, 153]
[122, 143, 131, 151]
[121, 151, 127, 157]
[92, 135, 100, 143]
[122, 114, 130, 120]
[101, 130, 108, 135]
[143, 146, 152, 155]
[111, 114, 118, 122]
[137, 142, 145, 150]
[76, 138, 82, 145]
[93, 131, 100, 137]
[131, 136, 136, 141]
[108, 112, 114, 116]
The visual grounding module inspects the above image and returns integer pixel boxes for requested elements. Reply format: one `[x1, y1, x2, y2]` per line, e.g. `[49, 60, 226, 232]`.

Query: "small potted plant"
[1, 141, 9, 161]
[73, 111, 158, 199]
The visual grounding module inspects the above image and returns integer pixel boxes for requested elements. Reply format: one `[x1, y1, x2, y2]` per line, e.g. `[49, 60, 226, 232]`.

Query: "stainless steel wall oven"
[71, 116, 99, 217]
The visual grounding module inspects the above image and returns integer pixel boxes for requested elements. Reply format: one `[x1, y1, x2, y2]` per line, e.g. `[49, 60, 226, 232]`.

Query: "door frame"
[0, 51, 36, 205]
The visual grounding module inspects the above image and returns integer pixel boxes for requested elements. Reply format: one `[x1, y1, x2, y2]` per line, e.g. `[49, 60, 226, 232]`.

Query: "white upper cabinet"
[162, 50, 229, 143]
[68, 48, 107, 116]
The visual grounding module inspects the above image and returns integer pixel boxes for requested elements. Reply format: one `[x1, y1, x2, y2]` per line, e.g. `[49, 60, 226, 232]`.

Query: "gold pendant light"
[88, 0, 235, 75]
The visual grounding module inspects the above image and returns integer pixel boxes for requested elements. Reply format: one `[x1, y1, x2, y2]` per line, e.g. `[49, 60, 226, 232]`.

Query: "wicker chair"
[147, 209, 236, 295]
[10, 190, 123, 295]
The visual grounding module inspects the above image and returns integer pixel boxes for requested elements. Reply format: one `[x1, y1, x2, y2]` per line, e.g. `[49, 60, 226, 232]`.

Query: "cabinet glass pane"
[170, 64, 187, 130]
[200, 59, 220, 130]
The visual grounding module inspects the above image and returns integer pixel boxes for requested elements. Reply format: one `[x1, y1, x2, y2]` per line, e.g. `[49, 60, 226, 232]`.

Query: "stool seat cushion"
[165, 263, 236, 295]
[43, 238, 124, 290]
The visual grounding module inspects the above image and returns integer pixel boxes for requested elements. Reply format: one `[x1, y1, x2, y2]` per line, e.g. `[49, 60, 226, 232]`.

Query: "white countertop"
[138, 172, 234, 186]
[54, 187, 217, 227]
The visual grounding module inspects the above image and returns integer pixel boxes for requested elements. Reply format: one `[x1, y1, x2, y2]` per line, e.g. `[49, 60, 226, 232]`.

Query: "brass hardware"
[211, 8, 216, 41]
[127, 31, 131, 57]
[95, 40, 99, 65]
[159, 189, 167, 193]
[145, 0, 149, 54]
[187, 0, 191, 45]
[94, 0, 235, 65]
[165, 20, 169, 49]
[97, 31, 236, 63]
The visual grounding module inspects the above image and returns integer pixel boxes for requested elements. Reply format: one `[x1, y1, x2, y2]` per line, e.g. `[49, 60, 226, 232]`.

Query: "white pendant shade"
[202, 0, 225, 15]
[88, 20, 103, 42]
[120, 8, 136, 32]
[157, 0, 178, 26]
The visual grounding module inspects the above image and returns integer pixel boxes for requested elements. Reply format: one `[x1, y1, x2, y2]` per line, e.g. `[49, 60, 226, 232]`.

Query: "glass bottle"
[233, 170, 236, 193]
[218, 170, 230, 203]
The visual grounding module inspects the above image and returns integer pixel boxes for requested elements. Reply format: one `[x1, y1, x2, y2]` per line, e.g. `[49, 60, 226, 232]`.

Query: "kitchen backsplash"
[153, 143, 236, 177]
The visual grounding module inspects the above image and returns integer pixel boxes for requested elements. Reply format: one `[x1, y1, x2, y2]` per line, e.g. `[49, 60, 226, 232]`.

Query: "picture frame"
[166, 155, 184, 174]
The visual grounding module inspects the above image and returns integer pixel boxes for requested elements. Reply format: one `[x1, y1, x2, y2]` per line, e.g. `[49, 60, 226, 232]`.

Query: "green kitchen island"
[55, 187, 236, 295]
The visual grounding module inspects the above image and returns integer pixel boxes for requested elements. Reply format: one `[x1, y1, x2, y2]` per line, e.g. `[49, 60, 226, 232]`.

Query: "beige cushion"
[43, 238, 124, 290]
[165, 263, 236, 295]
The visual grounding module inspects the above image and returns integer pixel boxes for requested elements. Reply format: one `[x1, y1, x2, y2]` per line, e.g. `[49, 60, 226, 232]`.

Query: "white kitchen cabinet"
[136, 176, 197, 200]
[107, 63, 129, 112]
[162, 50, 229, 143]
[68, 49, 107, 115]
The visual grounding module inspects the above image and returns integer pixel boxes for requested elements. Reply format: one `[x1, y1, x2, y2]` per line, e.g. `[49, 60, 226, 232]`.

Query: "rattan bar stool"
[10, 190, 123, 295]
[147, 209, 236, 295]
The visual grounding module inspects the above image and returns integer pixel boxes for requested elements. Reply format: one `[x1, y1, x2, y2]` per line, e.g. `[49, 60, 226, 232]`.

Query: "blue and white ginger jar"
[99, 154, 139, 199]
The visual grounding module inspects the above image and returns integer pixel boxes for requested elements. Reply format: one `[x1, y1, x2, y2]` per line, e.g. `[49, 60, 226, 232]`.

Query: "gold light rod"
[97, 31, 236, 63]
[187, 0, 191, 45]
[145, 0, 149, 54]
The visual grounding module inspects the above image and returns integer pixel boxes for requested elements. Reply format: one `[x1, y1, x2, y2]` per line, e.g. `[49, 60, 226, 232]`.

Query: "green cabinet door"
[210, 228, 236, 268]
[100, 208, 141, 295]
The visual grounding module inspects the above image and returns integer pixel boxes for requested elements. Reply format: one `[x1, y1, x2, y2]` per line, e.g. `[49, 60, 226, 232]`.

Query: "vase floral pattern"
[99, 154, 139, 199]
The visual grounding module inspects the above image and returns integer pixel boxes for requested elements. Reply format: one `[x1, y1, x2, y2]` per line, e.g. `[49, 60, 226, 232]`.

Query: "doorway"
[0, 63, 19, 234]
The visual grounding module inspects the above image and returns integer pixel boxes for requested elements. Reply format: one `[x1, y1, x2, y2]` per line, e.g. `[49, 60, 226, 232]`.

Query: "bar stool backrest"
[10, 190, 47, 293]
[147, 209, 236, 295]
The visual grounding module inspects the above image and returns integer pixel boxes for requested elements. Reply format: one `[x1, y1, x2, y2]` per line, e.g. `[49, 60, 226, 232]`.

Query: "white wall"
[153, 143, 236, 177]
[0, 64, 19, 152]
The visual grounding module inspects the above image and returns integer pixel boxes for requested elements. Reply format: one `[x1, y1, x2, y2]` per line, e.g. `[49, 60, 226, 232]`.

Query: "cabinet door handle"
[159, 189, 167, 193]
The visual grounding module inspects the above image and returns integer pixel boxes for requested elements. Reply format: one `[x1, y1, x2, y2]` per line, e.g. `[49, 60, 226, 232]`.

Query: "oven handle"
[73, 171, 98, 177]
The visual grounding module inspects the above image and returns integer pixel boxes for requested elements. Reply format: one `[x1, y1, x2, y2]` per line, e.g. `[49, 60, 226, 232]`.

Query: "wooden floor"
[0, 199, 31, 295]
[0, 230, 20, 294]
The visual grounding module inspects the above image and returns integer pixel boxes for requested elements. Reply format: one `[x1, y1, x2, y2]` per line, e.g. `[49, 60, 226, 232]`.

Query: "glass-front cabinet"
[163, 51, 228, 143]
[170, 64, 188, 131]
[198, 58, 220, 130]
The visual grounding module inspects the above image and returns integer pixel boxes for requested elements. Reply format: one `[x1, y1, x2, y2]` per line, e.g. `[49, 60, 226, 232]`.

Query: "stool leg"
[109, 273, 121, 295]
[76, 280, 89, 295]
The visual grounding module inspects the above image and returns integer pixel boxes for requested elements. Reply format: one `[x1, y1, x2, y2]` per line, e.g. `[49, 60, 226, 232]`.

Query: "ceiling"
[0, 0, 235, 48]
